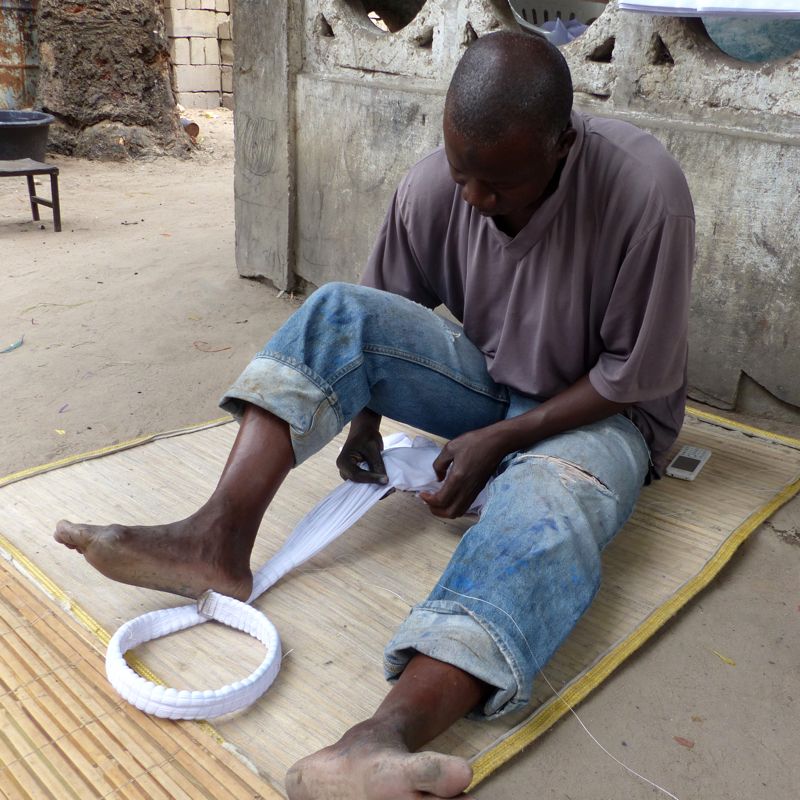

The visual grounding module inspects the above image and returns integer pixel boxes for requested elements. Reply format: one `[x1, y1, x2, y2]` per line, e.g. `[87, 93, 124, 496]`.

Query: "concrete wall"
[162, 0, 234, 109]
[232, 1, 800, 417]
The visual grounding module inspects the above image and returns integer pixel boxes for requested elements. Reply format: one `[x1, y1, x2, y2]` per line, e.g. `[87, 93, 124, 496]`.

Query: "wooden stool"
[0, 158, 61, 232]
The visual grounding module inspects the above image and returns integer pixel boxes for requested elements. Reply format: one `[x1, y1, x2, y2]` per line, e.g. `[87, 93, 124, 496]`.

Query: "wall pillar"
[233, 0, 297, 289]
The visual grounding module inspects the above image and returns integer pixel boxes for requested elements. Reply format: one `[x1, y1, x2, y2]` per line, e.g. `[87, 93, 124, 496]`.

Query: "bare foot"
[285, 720, 474, 800]
[53, 509, 254, 600]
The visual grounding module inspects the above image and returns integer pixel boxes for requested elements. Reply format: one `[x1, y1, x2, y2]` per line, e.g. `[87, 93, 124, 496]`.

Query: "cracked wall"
[233, 0, 800, 420]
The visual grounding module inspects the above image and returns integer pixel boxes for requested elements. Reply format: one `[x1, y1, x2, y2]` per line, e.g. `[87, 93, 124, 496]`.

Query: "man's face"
[443, 115, 575, 227]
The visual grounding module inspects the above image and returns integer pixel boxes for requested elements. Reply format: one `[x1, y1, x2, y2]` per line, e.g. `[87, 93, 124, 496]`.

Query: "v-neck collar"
[479, 110, 586, 259]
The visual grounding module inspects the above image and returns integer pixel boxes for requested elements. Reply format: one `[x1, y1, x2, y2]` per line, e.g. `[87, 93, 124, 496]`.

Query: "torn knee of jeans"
[519, 454, 614, 495]
[434, 314, 462, 343]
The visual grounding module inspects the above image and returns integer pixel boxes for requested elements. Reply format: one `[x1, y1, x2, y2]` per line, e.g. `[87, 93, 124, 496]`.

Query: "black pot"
[0, 110, 56, 161]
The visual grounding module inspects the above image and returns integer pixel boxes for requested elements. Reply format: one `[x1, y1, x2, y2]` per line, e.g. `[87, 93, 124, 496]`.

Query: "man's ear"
[556, 126, 577, 159]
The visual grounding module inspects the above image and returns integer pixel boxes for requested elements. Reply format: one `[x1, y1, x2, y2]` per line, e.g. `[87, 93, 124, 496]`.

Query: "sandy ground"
[1, 109, 798, 799]
[1, 109, 298, 478]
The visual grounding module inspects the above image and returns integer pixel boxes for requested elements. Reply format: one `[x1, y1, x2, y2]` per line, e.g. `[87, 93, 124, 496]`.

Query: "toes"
[285, 748, 472, 800]
[54, 520, 86, 550]
[404, 753, 472, 797]
[284, 766, 303, 799]
[285, 758, 321, 800]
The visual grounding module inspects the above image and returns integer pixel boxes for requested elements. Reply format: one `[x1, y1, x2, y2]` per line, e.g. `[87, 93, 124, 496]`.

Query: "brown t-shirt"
[361, 111, 695, 475]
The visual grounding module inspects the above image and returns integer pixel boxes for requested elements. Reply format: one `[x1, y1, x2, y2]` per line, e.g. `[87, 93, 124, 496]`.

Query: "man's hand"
[419, 375, 630, 518]
[337, 408, 388, 484]
[420, 427, 508, 519]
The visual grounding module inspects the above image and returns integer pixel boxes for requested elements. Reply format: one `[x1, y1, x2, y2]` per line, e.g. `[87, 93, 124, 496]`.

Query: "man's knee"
[304, 281, 374, 318]
[271, 282, 376, 356]
[489, 453, 628, 555]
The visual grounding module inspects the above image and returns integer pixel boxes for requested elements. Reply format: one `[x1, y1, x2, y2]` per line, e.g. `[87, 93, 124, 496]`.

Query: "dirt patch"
[776, 529, 800, 547]
[767, 519, 800, 547]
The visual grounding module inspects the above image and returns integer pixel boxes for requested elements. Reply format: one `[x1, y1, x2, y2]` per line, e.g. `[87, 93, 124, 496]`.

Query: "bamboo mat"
[0, 409, 799, 796]
[0, 550, 281, 799]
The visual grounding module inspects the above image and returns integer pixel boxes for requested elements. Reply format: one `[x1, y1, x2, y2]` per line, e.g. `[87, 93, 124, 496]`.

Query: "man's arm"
[420, 375, 627, 519]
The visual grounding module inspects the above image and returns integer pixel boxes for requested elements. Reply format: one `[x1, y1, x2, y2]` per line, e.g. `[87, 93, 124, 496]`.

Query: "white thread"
[441, 585, 681, 800]
[364, 582, 413, 608]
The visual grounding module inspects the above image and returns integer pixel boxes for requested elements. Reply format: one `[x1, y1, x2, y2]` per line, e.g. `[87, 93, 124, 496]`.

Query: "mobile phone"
[666, 445, 711, 481]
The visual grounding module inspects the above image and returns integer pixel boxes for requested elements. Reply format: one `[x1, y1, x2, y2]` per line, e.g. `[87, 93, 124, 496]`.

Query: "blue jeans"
[221, 283, 650, 719]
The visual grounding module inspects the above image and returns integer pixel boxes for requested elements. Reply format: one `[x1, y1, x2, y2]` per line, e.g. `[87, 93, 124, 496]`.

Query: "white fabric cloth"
[619, 0, 800, 15]
[107, 434, 488, 719]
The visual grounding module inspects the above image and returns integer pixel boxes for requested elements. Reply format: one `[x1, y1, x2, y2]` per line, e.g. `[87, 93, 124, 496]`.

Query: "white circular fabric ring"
[106, 592, 281, 719]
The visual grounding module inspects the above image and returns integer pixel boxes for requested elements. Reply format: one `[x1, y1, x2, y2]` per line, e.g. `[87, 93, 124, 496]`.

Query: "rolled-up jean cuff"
[383, 601, 528, 720]
[219, 353, 344, 465]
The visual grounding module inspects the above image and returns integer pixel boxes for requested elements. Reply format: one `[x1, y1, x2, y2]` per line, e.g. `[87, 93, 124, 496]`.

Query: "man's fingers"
[420, 482, 460, 518]
[353, 443, 388, 484]
[431, 449, 453, 482]
[419, 490, 437, 506]
[420, 482, 450, 508]
[336, 449, 389, 484]
[424, 500, 461, 519]
[421, 474, 480, 519]
[364, 442, 388, 481]
[349, 467, 389, 485]
[335, 452, 356, 480]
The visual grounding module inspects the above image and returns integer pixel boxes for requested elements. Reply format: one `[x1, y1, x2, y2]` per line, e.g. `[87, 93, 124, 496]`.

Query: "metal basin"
[0, 110, 55, 161]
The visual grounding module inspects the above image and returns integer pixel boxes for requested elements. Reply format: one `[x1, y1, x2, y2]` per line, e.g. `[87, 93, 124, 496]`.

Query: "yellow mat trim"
[0, 416, 232, 488]
[0, 552, 281, 799]
[0, 418, 236, 746]
[686, 404, 800, 450]
[0, 531, 227, 748]
[0, 535, 111, 647]
[468, 423, 800, 789]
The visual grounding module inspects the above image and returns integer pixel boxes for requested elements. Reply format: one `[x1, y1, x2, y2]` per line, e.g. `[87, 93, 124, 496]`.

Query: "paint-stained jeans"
[221, 283, 650, 719]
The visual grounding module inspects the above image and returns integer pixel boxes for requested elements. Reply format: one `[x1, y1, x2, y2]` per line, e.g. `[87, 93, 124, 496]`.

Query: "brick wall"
[162, 0, 234, 109]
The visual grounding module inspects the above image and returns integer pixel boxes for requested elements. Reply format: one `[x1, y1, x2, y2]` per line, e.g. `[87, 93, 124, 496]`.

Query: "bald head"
[445, 31, 573, 149]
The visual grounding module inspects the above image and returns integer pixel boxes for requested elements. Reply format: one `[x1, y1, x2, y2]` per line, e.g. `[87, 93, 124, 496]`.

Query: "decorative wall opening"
[314, 13, 335, 37]
[588, 35, 615, 63]
[649, 33, 674, 66]
[347, 1, 428, 33]
[463, 21, 479, 46]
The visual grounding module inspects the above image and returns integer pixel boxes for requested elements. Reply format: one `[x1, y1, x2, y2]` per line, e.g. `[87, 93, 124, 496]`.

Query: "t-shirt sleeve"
[589, 214, 695, 404]
[360, 182, 441, 309]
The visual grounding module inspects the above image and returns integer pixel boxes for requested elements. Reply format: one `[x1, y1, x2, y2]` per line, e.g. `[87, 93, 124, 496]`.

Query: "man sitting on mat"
[55, 31, 694, 800]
